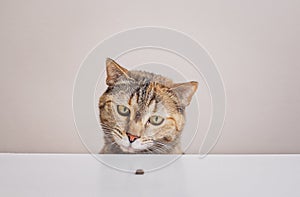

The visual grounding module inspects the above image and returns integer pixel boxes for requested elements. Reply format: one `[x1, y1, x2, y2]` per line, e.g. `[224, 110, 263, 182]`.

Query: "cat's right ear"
[106, 58, 129, 86]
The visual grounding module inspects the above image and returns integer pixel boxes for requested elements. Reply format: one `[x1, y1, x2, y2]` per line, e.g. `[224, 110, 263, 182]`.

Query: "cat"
[99, 58, 198, 154]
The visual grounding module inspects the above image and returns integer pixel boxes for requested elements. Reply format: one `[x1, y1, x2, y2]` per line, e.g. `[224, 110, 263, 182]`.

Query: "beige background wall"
[0, 0, 299, 153]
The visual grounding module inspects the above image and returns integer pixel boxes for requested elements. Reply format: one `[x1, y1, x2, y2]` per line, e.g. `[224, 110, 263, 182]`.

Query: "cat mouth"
[119, 144, 140, 153]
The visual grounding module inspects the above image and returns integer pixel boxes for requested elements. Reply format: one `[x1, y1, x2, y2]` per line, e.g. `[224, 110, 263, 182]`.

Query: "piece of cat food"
[135, 169, 144, 175]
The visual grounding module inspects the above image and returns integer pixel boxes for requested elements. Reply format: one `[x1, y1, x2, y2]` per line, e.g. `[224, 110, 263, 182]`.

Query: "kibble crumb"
[135, 169, 144, 175]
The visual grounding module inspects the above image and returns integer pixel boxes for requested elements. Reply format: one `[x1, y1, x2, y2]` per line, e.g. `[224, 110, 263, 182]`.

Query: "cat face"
[99, 58, 198, 154]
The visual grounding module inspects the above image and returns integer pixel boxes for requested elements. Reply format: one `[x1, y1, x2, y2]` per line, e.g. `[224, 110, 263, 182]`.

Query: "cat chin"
[119, 145, 139, 153]
[116, 138, 152, 153]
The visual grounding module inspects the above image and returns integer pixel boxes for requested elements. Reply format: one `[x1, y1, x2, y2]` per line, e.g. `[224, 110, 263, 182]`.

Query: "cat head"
[99, 58, 198, 153]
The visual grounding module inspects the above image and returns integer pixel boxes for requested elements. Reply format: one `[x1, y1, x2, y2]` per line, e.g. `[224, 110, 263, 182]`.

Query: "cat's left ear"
[105, 58, 130, 86]
[171, 81, 198, 107]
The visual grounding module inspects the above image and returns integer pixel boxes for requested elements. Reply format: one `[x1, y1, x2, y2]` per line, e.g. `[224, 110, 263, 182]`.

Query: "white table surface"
[0, 154, 299, 197]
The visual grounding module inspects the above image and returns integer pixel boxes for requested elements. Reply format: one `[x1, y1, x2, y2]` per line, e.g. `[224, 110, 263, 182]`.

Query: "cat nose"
[126, 132, 139, 143]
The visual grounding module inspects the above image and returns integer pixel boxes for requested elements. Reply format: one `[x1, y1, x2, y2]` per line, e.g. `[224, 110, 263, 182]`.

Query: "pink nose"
[126, 132, 139, 143]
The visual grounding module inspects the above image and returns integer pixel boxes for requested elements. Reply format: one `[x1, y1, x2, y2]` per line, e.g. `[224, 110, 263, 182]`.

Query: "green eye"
[117, 105, 130, 116]
[149, 116, 164, 126]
